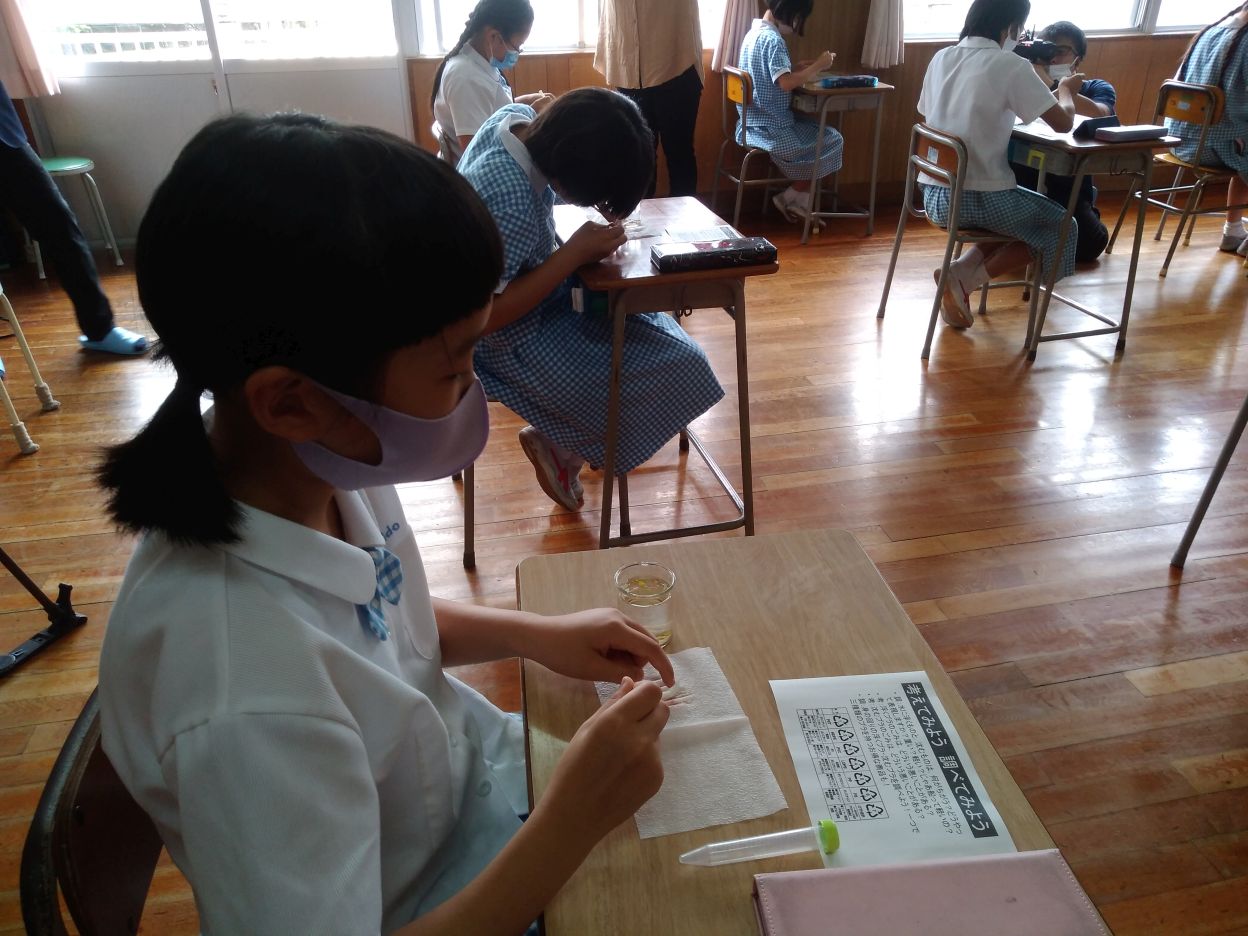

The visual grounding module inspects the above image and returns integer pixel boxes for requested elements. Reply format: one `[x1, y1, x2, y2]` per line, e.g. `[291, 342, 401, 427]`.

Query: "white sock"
[952, 250, 989, 290]
[1223, 220, 1248, 235]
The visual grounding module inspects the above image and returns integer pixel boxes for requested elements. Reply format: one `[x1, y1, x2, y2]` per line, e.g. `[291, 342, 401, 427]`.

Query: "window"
[903, 0, 1175, 38]
[418, 0, 728, 55]
[1155, 0, 1236, 30]
[37, 0, 211, 62]
[38, 0, 397, 63]
[211, 0, 397, 59]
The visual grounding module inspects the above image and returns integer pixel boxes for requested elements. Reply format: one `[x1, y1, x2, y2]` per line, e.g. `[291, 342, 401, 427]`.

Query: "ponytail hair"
[431, 0, 535, 109]
[99, 113, 503, 544]
[1178, 3, 1248, 84]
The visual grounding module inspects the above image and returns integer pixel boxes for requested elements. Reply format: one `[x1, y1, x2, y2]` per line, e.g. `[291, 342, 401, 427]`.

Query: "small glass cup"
[614, 561, 676, 648]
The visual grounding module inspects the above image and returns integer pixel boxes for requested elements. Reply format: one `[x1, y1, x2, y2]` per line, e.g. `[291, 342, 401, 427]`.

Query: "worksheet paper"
[770, 672, 1016, 868]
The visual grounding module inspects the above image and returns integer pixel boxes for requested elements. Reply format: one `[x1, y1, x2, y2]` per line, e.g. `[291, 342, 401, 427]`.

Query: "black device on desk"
[1073, 115, 1120, 140]
[650, 237, 778, 273]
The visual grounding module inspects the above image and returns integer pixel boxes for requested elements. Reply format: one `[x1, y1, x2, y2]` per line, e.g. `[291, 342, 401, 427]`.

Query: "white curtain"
[862, 0, 904, 70]
[712, 0, 757, 74]
[0, 0, 59, 97]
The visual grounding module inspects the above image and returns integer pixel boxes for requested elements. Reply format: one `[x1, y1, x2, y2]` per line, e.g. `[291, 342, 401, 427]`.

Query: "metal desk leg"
[1172, 391, 1248, 568]
[1118, 156, 1152, 355]
[802, 98, 830, 246]
[732, 282, 755, 535]
[867, 98, 883, 237]
[1027, 164, 1085, 361]
[598, 296, 628, 549]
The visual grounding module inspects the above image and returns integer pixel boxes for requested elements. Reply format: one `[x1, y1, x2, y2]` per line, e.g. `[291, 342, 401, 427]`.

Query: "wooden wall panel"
[407, 32, 1192, 202]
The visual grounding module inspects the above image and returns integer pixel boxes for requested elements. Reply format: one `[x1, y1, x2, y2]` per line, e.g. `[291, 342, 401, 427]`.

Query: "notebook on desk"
[753, 849, 1108, 936]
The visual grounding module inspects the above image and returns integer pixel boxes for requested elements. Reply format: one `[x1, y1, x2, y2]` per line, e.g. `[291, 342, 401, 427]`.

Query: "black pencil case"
[650, 237, 778, 273]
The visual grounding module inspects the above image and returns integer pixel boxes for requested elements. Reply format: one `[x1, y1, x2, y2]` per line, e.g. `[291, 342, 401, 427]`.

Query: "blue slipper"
[79, 326, 149, 356]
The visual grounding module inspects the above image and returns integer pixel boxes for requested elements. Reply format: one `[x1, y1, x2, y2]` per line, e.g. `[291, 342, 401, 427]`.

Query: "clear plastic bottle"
[678, 820, 840, 867]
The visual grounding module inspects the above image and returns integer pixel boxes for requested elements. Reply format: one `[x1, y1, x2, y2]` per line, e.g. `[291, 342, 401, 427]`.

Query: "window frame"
[901, 0, 1209, 41]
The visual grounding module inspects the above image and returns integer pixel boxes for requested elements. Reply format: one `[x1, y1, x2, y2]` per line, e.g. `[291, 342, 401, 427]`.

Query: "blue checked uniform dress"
[737, 19, 843, 181]
[1168, 25, 1248, 176]
[458, 104, 725, 475]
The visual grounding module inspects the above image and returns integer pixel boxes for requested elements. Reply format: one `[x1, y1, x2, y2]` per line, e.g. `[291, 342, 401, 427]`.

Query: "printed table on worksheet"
[772, 672, 1017, 867]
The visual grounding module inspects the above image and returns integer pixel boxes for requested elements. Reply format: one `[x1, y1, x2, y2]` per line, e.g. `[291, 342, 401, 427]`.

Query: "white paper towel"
[595, 647, 788, 839]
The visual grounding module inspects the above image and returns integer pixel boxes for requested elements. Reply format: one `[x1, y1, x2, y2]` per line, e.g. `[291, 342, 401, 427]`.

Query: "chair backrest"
[1155, 80, 1225, 166]
[432, 120, 462, 166]
[722, 65, 753, 146]
[904, 123, 970, 222]
[21, 689, 164, 936]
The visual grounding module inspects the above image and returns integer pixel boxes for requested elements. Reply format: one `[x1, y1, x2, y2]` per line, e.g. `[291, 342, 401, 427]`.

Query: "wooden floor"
[2, 201, 1246, 934]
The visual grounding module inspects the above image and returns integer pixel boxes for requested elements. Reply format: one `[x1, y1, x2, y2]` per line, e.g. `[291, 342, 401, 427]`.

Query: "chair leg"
[1171, 390, 1248, 568]
[977, 283, 989, 317]
[32, 239, 45, 280]
[1, 296, 58, 412]
[0, 376, 38, 455]
[462, 461, 475, 570]
[81, 172, 123, 267]
[876, 206, 909, 319]
[734, 151, 755, 231]
[924, 232, 961, 360]
[1155, 167, 1185, 242]
[711, 140, 729, 215]
[1106, 175, 1139, 255]
[679, 428, 690, 453]
[1160, 180, 1203, 278]
[617, 472, 631, 539]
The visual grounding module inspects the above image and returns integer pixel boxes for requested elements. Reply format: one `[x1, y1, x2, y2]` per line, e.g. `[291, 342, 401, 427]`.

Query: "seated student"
[97, 113, 674, 935]
[737, 0, 841, 226]
[458, 89, 725, 511]
[1167, 2, 1248, 254]
[918, 0, 1083, 329]
[1011, 21, 1116, 261]
[431, 0, 555, 162]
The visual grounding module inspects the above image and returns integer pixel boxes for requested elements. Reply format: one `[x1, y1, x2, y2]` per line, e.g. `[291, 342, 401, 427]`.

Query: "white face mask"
[1049, 63, 1074, 79]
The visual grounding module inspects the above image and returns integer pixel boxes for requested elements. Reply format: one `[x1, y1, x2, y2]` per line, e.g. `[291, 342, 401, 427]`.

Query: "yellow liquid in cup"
[622, 577, 673, 647]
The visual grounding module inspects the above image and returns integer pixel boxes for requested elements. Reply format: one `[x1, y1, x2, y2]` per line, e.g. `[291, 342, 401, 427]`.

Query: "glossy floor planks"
[1, 199, 1246, 934]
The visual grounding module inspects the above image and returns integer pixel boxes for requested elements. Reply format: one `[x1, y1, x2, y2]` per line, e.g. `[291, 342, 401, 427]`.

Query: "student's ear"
[243, 366, 345, 443]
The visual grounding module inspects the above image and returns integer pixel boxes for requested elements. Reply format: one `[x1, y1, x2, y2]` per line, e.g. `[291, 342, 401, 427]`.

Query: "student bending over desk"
[918, 0, 1083, 330]
[459, 89, 725, 512]
[431, 0, 555, 163]
[96, 113, 675, 936]
[738, 0, 842, 227]
[1167, 3, 1248, 255]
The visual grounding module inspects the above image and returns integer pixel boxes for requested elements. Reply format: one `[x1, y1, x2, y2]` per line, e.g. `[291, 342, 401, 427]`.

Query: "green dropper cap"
[817, 819, 840, 854]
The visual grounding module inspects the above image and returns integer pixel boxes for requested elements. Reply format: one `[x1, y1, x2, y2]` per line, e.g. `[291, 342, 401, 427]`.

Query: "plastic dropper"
[678, 820, 840, 867]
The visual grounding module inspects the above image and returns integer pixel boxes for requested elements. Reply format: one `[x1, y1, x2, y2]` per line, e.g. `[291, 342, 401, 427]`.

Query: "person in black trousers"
[0, 79, 147, 367]
[596, 0, 704, 197]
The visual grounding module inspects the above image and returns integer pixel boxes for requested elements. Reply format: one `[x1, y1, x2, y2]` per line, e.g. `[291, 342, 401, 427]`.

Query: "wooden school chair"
[32, 156, 124, 281]
[711, 65, 785, 230]
[0, 280, 60, 455]
[877, 123, 1043, 360]
[1106, 81, 1248, 277]
[21, 689, 164, 936]
[432, 120, 461, 167]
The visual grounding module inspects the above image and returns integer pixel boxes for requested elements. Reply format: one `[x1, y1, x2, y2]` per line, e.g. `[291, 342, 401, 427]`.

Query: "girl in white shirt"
[432, 0, 554, 161]
[97, 113, 673, 936]
[917, 0, 1084, 329]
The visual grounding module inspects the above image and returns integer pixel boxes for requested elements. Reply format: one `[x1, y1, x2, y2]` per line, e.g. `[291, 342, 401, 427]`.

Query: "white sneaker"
[1238, 236, 1248, 257]
[772, 191, 799, 223]
[519, 427, 584, 511]
[933, 267, 975, 328]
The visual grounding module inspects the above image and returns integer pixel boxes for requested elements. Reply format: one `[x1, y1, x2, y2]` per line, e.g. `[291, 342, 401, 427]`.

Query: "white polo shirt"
[917, 36, 1057, 191]
[433, 44, 514, 143]
[99, 486, 527, 935]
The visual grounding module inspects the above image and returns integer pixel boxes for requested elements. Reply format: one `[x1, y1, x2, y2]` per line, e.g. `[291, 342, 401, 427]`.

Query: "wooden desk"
[552, 197, 778, 550]
[791, 82, 894, 244]
[519, 531, 1053, 936]
[1008, 121, 1181, 360]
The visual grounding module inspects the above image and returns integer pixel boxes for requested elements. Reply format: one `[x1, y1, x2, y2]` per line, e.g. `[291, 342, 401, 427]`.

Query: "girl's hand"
[811, 50, 835, 74]
[539, 676, 670, 844]
[533, 91, 557, 112]
[564, 219, 626, 266]
[1056, 72, 1086, 97]
[525, 608, 675, 686]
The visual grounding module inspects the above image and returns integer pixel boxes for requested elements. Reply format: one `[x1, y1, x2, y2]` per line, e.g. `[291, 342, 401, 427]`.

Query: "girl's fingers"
[605, 624, 675, 686]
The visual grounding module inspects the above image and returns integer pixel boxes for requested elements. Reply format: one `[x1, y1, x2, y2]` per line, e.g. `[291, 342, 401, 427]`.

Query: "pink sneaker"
[519, 427, 584, 511]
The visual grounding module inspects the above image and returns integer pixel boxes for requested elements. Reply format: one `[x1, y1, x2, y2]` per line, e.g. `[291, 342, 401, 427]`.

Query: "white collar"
[459, 42, 501, 78]
[959, 36, 1005, 50]
[218, 490, 385, 606]
[497, 108, 550, 195]
[754, 18, 778, 33]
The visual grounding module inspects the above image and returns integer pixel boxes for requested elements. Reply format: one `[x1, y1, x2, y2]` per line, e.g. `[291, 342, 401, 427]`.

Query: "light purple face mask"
[293, 380, 489, 490]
